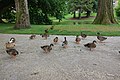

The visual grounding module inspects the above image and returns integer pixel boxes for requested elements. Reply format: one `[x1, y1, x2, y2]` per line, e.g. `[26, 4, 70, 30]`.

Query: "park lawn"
[0, 13, 120, 36]
[0, 23, 120, 36]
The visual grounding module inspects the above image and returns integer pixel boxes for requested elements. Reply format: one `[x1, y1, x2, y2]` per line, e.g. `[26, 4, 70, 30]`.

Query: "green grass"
[0, 13, 120, 36]
[0, 23, 120, 36]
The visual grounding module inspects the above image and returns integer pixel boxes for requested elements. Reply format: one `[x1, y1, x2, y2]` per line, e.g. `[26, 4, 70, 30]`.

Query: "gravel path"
[0, 34, 120, 80]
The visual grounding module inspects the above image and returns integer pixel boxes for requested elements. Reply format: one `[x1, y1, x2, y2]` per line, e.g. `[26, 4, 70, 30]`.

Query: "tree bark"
[93, 0, 118, 24]
[78, 8, 81, 19]
[14, 0, 30, 29]
[73, 11, 76, 18]
[86, 11, 91, 18]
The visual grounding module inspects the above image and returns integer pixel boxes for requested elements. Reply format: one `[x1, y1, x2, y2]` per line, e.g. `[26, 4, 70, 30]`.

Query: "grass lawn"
[0, 13, 120, 36]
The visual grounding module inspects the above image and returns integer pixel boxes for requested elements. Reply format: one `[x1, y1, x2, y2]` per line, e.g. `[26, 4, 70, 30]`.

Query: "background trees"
[68, 0, 96, 19]
[0, 0, 119, 27]
[0, 0, 14, 23]
[115, 0, 120, 19]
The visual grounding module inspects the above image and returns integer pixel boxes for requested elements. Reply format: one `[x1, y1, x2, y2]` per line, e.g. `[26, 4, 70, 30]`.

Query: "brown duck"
[75, 35, 81, 44]
[29, 34, 36, 39]
[84, 40, 97, 51]
[6, 49, 19, 59]
[50, 26, 54, 30]
[41, 44, 54, 53]
[62, 37, 68, 48]
[6, 42, 15, 49]
[97, 32, 107, 42]
[81, 32, 87, 39]
[42, 33, 49, 39]
[45, 29, 49, 33]
[53, 37, 58, 44]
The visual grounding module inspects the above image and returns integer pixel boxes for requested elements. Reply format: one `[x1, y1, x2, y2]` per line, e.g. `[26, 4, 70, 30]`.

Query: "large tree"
[93, 0, 118, 24]
[14, 0, 30, 29]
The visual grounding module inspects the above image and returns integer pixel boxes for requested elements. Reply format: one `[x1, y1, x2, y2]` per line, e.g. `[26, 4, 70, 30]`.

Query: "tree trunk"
[78, 8, 81, 19]
[73, 11, 76, 18]
[93, 0, 118, 24]
[86, 11, 91, 18]
[14, 0, 30, 29]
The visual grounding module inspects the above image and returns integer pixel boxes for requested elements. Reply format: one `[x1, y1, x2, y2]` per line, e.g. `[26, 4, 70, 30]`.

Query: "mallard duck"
[97, 32, 107, 42]
[84, 40, 97, 51]
[62, 37, 68, 48]
[45, 29, 49, 33]
[81, 32, 87, 39]
[41, 44, 54, 53]
[53, 37, 58, 44]
[9, 37, 16, 43]
[50, 26, 54, 30]
[29, 34, 36, 39]
[42, 33, 49, 39]
[6, 42, 15, 49]
[6, 49, 19, 59]
[75, 35, 81, 44]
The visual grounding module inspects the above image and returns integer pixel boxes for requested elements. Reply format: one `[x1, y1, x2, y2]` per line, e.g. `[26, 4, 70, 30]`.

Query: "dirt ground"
[0, 34, 120, 80]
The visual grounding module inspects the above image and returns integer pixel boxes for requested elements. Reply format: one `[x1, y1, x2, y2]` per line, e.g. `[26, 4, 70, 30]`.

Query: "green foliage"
[28, 0, 67, 24]
[115, 0, 120, 19]
[68, 0, 96, 13]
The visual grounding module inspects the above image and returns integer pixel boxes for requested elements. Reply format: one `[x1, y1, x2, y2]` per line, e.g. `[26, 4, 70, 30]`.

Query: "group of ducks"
[5, 29, 107, 59]
[31, 32, 107, 53]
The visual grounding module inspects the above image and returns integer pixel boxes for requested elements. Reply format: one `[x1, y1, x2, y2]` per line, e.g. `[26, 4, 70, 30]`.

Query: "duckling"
[9, 37, 16, 43]
[6, 42, 15, 49]
[41, 44, 54, 53]
[53, 37, 58, 44]
[75, 35, 81, 44]
[84, 40, 97, 51]
[97, 32, 107, 42]
[29, 34, 36, 39]
[81, 32, 87, 39]
[42, 33, 49, 39]
[50, 26, 54, 30]
[62, 37, 68, 48]
[6, 49, 19, 59]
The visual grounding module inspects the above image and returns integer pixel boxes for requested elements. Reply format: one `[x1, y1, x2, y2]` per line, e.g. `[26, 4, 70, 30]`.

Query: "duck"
[9, 37, 16, 43]
[50, 26, 54, 30]
[45, 29, 49, 33]
[6, 42, 15, 49]
[84, 40, 97, 51]
[41, 44, 54, 53]
[62, 37, 68, 48]
[29, 34, 36, 39]
[75, 35, 81, 44]
[42, 33, 49, 39]
[81, 32, 87, 39]
[97, 32, 107, 42]
[53, 37, 58, 44]
[6, 49, 19, 59]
